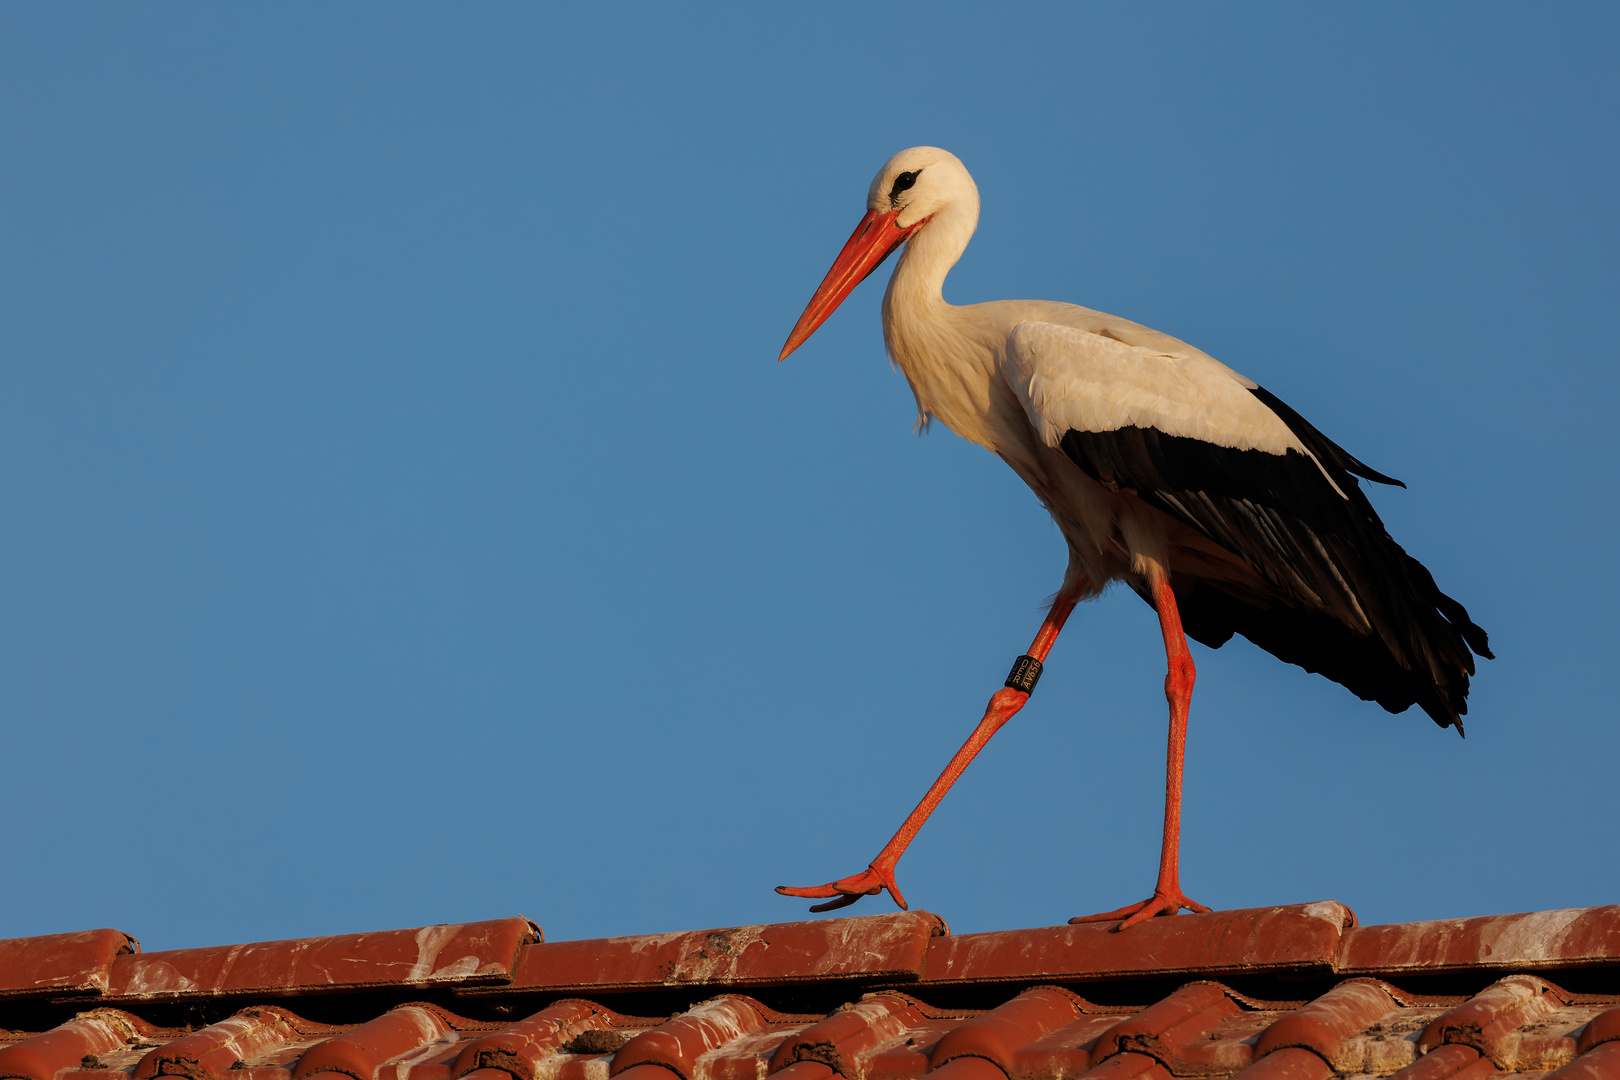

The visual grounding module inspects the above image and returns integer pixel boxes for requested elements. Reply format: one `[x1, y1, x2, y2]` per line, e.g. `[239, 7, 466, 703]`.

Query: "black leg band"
[1005, 654, 1043, 694]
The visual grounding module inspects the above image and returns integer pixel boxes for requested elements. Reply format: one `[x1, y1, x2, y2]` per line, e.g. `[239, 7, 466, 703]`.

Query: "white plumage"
[1007, 322, 1301, 459]
[775, 146, 1489, 925]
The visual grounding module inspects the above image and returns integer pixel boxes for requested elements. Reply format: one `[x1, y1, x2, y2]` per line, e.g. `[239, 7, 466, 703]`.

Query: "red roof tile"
[499, 912, 941, 995]
[1338, 908, 1620, 976]
[101, 919, 539, 1003]
[4, 902, 1620, 1080]
[0, 932, 139, 999]
[128, 1005, 335, 1080]
[447, 999, 624, 1080]
[918, 903, 1350, 986]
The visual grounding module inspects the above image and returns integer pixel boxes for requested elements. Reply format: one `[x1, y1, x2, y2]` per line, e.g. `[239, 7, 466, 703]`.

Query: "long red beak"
[779, 208, 920, 361]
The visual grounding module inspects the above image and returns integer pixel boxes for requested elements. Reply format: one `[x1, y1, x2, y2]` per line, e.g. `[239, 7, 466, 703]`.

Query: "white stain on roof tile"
[429, 955, 483, 981]
[120, 960, 199, 996]
[409, 925, 462, 982]
[1484, 908, 1591, 963]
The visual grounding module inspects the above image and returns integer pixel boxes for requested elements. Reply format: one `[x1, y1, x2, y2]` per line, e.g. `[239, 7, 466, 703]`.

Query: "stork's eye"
[889, 170, 920, 200]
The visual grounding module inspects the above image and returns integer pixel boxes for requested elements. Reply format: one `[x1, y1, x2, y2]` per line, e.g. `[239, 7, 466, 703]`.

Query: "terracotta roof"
[3, 903, 1620, 1080]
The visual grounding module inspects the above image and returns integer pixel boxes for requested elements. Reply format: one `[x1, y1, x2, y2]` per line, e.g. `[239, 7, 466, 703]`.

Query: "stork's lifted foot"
[776, 590, 1081, 917]
[1069, 889, 1210, 931]
[776, 860, 906, 912]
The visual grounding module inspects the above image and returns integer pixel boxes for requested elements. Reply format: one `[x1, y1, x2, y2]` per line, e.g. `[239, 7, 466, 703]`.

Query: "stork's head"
[865, 146, 975, 226]
[780, 146, 977, 361]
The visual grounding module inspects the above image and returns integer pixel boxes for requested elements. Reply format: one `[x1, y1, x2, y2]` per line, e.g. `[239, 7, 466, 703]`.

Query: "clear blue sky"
[2, 3, 1615, 951]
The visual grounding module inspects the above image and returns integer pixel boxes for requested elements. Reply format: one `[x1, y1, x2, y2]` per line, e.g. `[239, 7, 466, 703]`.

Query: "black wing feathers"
[1249, 385, 1406, 489]
[1059, 384, 1490, 728]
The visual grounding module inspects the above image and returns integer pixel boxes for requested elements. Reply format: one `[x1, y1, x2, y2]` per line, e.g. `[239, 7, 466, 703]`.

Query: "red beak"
[779, 208, 921, 361]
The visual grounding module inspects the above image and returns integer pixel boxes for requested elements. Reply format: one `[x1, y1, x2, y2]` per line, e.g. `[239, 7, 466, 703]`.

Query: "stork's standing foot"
[1068, 889, 1210, 930]
[776, 859, 907, 912]
[1070, 565, 1209, 932]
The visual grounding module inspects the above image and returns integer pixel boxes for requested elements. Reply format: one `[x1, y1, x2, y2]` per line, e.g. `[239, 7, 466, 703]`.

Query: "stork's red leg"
[1070, 568, 1210, 930]
[777, 587, 1082, 912]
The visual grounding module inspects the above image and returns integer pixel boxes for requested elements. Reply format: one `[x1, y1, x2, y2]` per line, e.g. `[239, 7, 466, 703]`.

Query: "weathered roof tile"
[6, 902, 1620, 1080]
[0, 932, 139, 999]
[103, 919, 538, 1002]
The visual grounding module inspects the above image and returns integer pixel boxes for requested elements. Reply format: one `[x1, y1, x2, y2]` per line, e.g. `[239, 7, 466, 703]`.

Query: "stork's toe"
[776, 863, 907, 913]
[1069, 890, 1210, 931]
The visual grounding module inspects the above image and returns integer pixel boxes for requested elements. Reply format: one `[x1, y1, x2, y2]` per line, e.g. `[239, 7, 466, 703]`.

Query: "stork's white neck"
[879, 195, 998, 441]
[883, 197, 979, 316]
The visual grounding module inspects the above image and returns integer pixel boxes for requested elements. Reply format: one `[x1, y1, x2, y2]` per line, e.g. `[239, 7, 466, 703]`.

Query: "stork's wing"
[1004, 320, 1490, 726]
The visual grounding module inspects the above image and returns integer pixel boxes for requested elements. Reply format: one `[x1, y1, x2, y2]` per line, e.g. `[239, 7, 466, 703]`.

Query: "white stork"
[775, 147, 1492, 928]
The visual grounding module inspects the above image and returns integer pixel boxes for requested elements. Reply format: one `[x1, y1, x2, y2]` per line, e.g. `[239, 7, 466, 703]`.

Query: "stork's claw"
[1068, 889, 1210, 931]
[776, 863, 908, 913]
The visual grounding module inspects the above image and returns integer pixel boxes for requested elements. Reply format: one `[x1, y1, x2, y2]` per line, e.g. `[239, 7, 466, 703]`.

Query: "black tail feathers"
[1172, 572, 1489, 731]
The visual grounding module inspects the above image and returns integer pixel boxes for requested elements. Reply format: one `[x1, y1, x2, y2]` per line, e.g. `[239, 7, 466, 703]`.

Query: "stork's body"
[776, 148, 1491, 926]
[889, 294, 1230, 599]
